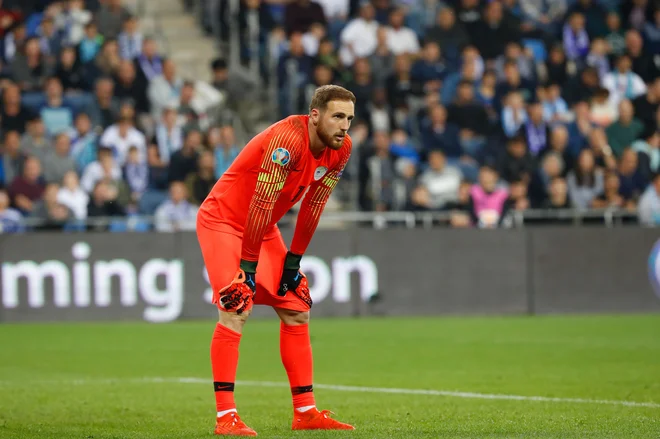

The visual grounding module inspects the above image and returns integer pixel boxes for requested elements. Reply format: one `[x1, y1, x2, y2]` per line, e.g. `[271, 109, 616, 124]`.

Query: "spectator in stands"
[412, 149, 461, 210]
[520, 100, 550, 157]
[448, 80, 490, 146]
[40, 76, 74, 136]
[541, 83, 570, 123]
[154, 181, 198, 232]
[56, 170, 88, 220]
[359, 130, 395, 211]
[633, 129, 660, 180]
[644, 9, 660, 53]
[385, 54, 415, 109]
[385, 7, 419, 57]
[148, 58, 182, 120]
[585, 37, 610, 80]
[117, 15, 142, 60]
[78, 21, 103, 64]
[114, 59, 149, 114]
[567, 149, 604, 209]
[37, 16, 62, 62]
[617, 147, 647, 202]
[604, 11, 625, 57]
[529, 151, 565, 207]
[445, 180, 472, 227]
[496, 60, 535, 107]
[455, 0, 482, 37]
[339, 1, 378, 67]
[633, 77, 660, 134]
[43, 132, 75, 184]
[96, 0, 131, 39]
[519, 0, 567, 34]
[1, 130, 24, 187]
[154, 106, 183, 164]
[94, 38, 121, 78]
[284, 0, 326, 36]
[498, 134, 535, 184]
[411, 41, 445, 94]
[605, 99, 644, 157]
[589, 87, 617, 128]
[495, 41, 534, 82]
[134, 37, 162, 84]
[363, 87, 394, 134]
[69, 112, 98, 173]
[507, 178, 530, 212]
[123, 145, 148, 210]
[591, 172, 628, 210]
[168, 129, 201, 183]
[85, 76, 119, 131]
[277, 32, 314, 117]
[625, 29, 659, 83]
[212, 125, 239, 179]
[602, 54, 647, 107]
[0, 188, 22, 232]
[314, 0, 348, 42]
[476, 0, 519, 62]
[419, 103, 465, 170]
[425, 7, 468, 69]
[638, 172, 660, 226]
[8, 156, 44, 215]
[568, 0, 607, 39]
[12, 36, 50, 93]
[81, 146, 121, 193]
[186, 150, 215, 205]
[87, 179, 125, 225]
[543, 44, 569, 87]
[56, 46, 86, 93]
[1, 82, 32, 134]
[4, 21, 28, 64]
[468, 165, 510, 228]
[59, 0, 92, 46]
[502, 91, 527, 137]
[20, 116, 48, 162]
[542, 177, 571, 209]
[367, 27, 393, 86]
[31, 182, 73, 229]
[586, 128, 617, 172]
[100, 105, 147, 165]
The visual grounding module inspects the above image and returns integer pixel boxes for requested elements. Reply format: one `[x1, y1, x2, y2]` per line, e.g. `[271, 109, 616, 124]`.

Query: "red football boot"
[214, 412, 257, 436]
[292, 408, 355, 430]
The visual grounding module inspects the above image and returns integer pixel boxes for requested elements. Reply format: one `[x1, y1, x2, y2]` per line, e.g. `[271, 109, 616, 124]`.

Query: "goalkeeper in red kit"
[196, 85, 356, 436]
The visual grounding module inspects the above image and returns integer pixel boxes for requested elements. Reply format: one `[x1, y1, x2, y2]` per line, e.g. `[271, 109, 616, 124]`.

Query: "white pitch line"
[4, 377, 658, 409]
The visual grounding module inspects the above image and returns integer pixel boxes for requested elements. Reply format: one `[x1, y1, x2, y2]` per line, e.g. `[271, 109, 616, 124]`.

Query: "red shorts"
[196, 222, 311, 313]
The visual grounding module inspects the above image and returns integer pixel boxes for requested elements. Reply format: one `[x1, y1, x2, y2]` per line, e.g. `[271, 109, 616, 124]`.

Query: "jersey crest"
[272, 148, 290, 166]
[313, 166, 328, 181]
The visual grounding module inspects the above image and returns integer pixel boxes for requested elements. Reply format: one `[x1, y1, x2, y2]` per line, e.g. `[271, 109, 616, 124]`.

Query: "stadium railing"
[4, 208, 642, 233]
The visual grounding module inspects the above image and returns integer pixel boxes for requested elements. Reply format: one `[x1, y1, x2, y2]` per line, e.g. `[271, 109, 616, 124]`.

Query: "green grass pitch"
[1, 314, 659, 438]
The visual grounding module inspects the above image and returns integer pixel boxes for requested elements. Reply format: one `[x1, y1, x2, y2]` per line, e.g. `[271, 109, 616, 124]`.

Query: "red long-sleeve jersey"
[197, 115, 352, 262]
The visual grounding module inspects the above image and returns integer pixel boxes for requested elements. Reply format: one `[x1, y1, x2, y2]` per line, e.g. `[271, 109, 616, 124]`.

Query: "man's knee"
[218, 308, 251, 333]
[275, 308, 310, 326]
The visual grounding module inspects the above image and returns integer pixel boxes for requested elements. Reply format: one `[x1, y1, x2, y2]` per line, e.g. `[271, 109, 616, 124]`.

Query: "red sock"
[211, 323, 241, 413]
[280, 322, 316, 409]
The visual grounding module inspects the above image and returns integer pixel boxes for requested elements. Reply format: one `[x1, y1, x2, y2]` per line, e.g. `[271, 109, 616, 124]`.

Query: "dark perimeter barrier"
[1, 228, 659, 323]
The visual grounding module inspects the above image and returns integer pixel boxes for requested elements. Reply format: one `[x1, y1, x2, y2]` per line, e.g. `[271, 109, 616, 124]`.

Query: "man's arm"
[240, 126, 304, 271]
[289, 138, 352, 256]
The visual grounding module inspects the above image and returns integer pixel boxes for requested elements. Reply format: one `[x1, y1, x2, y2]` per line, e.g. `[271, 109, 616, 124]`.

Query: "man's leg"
[274, 308, 315, 411]
[197, 224, 257, 436]
[274, 307, 354, 431]
[212, 309, 249, 418]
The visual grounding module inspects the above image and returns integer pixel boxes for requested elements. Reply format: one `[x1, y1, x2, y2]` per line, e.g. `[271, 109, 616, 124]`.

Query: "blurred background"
[0, 0, 659, 322]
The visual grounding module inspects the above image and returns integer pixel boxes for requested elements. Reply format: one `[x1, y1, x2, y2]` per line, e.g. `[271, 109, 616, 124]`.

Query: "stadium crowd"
[1, 0, 660, 232]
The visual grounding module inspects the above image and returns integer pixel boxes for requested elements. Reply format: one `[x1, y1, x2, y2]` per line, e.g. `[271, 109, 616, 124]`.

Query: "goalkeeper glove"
[218, 260, 257, 315]
[278, 252, 312, 308]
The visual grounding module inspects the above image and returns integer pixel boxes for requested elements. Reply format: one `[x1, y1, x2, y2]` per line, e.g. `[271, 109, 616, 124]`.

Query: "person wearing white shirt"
[602, 54, 647, 107]
[154, 181, 199, 232]
[57, 171, 89, 220]
[100, 117, 147, 166]
[80, 148, 123, 194]
[386, 8, 421, 56]
[155, 107, 184, 164]
[339, 2, 379, 66]
[315, 0, 349, 21]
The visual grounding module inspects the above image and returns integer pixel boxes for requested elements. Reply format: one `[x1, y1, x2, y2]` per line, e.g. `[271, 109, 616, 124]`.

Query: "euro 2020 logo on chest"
[648, 239, 660, 299]
[272, 148, 290, 166]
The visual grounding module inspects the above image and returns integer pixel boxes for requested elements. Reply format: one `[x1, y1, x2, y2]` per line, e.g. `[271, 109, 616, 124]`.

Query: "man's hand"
[218, 262, 257, 314]
[278, 252, 312, 308]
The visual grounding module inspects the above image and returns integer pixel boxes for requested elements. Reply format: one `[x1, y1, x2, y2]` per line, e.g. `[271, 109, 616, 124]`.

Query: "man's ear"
[310, 108, 320, 125]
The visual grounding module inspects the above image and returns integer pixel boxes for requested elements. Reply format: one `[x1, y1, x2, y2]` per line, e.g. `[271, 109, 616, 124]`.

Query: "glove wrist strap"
[239, 259, 258, 273]
[283, 251, 303, 270]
